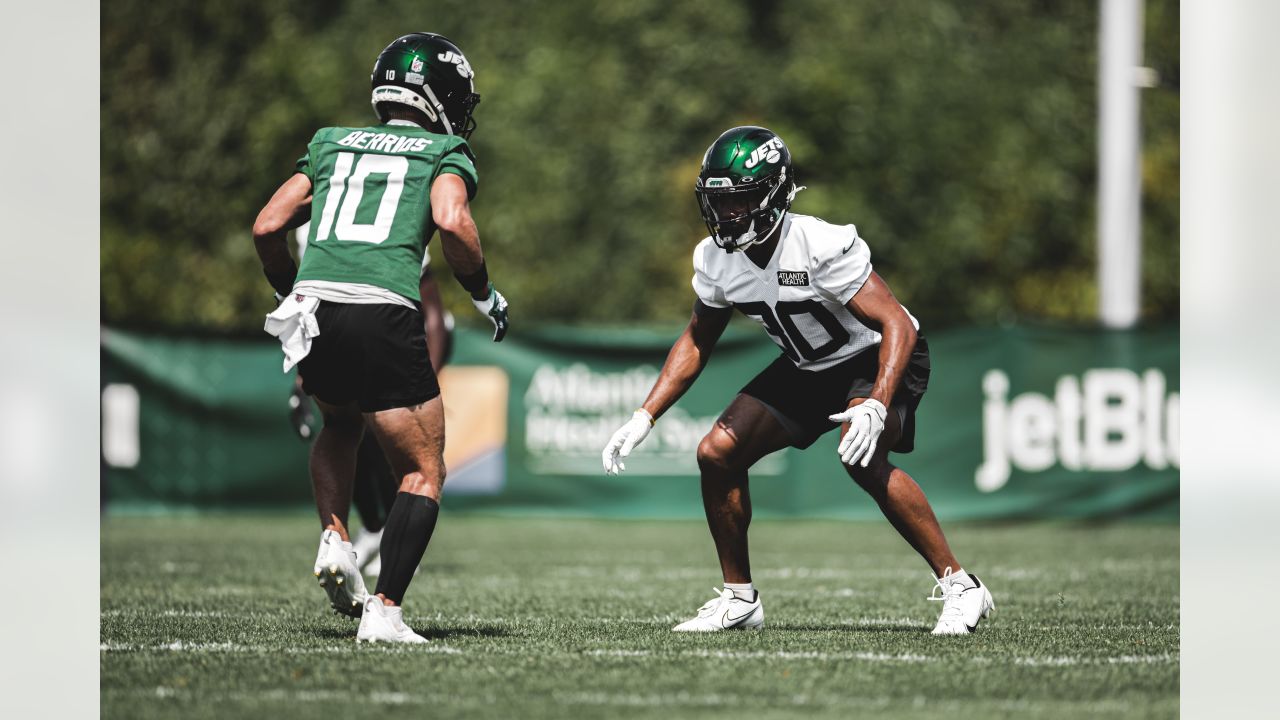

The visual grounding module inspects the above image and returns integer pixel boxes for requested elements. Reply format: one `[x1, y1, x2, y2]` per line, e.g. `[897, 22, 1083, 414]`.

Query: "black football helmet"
[371, 33, 480, 138]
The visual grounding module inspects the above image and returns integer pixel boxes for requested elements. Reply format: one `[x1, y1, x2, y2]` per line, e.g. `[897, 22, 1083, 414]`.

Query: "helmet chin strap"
[418, 82, 454, 136]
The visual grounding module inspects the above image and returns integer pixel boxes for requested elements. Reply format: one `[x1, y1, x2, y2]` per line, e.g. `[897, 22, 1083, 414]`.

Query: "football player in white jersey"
[602, 127, 994, 635]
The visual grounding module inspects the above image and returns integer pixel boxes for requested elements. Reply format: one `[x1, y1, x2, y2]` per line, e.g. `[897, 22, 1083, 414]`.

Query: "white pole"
[1097, 0, 1145, 328]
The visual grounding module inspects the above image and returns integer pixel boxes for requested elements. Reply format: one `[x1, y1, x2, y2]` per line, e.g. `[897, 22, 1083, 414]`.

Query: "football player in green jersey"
[254, 33, 509, 644]
[287, 245, 456, 579]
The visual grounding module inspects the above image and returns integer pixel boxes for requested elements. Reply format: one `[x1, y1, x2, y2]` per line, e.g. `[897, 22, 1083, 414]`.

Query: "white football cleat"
[350, 528, 382, 572]
[672, 588, 764, 632]
[929, 567, 994, 635]
[313, 529, 370, 619]
[356, 596, 428, 644]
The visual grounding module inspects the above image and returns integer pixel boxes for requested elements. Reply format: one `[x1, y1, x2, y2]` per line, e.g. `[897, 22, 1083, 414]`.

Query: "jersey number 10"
[314, 152, 408, 244]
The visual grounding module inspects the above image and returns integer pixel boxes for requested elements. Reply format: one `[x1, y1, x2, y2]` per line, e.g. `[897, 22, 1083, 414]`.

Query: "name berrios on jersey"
[692, 214, 919, 371]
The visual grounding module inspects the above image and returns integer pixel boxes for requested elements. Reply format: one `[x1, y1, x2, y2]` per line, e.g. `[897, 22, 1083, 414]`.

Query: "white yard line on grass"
[582, 648, 1177, 666]
[101, 609, 230, 619]
[98, 640, 1176, 668]
[99, 641, 462, 655]
[1008, 653, 1178, 667]
[142, 687, 439, 705]
[553, 691, 1146, 713]
[583, 648, 930, 662]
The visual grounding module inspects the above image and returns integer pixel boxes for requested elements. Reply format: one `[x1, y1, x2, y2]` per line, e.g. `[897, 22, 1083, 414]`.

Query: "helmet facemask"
[696, 167, 793, 252]
[452, 92, 480, 139]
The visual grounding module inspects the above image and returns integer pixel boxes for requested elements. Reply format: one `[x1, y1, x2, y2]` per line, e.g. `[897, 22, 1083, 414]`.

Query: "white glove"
[471, 283, 509, 342]
[829, 399, 888, 467]
[602, 409, 655, 475]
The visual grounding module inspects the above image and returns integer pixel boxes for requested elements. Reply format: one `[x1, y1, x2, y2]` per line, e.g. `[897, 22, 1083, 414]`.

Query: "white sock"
[946, 568, 977, 590]
[724, 582, 755, 601]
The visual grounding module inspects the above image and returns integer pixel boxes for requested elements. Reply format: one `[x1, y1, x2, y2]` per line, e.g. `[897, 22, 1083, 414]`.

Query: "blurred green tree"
[102, 0, 1178, 333]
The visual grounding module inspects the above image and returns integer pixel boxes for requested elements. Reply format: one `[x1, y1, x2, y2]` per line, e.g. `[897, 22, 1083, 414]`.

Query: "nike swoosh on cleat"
[723, 608, 757, 627]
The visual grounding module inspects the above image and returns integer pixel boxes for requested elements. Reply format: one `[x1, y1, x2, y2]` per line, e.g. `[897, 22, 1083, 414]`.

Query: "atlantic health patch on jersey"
[777, 270, 810, 286]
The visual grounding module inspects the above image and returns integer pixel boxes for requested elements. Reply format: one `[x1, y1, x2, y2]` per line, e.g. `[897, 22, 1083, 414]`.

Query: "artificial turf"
[101, 515, 1178, 719]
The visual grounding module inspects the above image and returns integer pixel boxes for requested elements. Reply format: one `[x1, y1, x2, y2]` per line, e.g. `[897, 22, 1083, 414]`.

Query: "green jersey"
[293, 123, 478, 301]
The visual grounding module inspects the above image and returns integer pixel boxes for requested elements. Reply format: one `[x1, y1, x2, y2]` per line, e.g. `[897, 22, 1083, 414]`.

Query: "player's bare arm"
[828, 271, 918, 467]
[642, 302, 733, 419]
[252, 173, 312, 296]
[602, 303, 732, 475]
[432, 173, 483, 277]
[418, 268, 451, 371]
[845, 271, 918, 410]
[432, 173, 510, 340]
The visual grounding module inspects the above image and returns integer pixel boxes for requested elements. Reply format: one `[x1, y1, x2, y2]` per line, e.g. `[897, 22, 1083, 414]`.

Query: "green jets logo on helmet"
[371, 33, 481, 139]
[695, 126, 800, 252]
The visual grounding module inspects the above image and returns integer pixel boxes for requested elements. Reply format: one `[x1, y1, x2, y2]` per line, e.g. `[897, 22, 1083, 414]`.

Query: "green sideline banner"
[101, 323, 1178, 520]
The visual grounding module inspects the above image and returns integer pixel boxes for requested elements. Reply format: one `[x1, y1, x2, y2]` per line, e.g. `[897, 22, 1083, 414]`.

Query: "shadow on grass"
[773, 622, 927, 634]
[310, 625, 511, 640]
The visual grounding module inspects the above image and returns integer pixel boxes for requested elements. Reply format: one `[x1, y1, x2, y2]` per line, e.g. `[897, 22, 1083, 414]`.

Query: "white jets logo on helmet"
[743, 137, 784, 169]
[437, 51, 474, 79]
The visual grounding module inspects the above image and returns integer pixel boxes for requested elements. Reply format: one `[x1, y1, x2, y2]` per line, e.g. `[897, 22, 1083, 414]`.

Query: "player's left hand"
[829, 399, 887, 467]
[472, 282, 509, 342]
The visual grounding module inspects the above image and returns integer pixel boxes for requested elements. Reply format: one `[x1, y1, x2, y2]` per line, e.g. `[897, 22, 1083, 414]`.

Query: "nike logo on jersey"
[840, 239, 856, 254]
[777, 270, 809, 286]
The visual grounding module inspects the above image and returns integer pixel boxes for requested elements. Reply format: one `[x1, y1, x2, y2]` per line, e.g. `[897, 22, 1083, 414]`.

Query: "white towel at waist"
[264, 293, 322, 372]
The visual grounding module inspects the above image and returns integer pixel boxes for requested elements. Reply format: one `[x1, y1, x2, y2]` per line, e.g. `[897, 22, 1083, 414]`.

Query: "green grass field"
[101, 515, 1178, 719]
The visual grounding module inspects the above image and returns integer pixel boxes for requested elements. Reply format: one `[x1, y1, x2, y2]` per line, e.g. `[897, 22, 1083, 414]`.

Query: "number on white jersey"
[736, 301, 852, 364]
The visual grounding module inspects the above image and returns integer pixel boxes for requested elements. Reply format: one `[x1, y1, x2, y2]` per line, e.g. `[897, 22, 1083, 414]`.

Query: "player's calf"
[372, 492, 441, 605]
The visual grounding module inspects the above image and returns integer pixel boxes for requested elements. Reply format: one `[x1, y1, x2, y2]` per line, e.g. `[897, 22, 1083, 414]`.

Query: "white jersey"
[692, 213, 918, 371]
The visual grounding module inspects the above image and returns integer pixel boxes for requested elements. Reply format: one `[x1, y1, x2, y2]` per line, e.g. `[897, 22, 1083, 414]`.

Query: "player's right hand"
[288, 380, 317, 441]
[829, 398, 887, 467]
[602, 409, 655, 475]
[472, 282, 510, 342]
